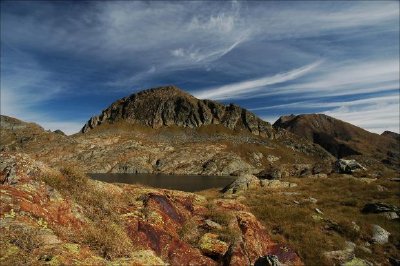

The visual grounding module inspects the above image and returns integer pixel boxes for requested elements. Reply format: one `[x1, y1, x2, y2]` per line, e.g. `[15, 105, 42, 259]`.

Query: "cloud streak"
[194, 60, 322, 100]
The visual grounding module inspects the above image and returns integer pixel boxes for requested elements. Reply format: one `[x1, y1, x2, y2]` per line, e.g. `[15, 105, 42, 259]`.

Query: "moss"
[146, 211, 164, 225]
[47, 255, 61, 266]
[64, 243, 80, 254]
[342, 257, 371, 266]
[198, 233, 229, 256]
[4, 209, 16, 219]
[0, 243, 20, 261]
[37, 218, 48, 228]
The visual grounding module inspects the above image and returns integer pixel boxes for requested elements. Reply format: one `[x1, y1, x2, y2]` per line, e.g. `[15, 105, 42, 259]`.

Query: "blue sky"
[1, 1, 399, 135]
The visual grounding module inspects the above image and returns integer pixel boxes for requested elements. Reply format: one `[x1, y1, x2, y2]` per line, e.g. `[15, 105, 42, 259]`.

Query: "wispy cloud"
[0, 50, 83, 135]
[258, 93, 399, 134]
[252, 94, 399, 111]
[324, 97, 399, 134]
[194, 60, 322, 100]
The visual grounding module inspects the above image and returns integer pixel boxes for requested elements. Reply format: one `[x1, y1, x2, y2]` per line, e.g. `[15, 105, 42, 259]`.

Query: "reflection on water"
[89, 173, 236, 192]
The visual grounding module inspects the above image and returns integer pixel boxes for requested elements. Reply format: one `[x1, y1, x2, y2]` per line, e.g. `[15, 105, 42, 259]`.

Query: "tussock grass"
[240, 176, 400, 265]
[41, 164, 135, 260]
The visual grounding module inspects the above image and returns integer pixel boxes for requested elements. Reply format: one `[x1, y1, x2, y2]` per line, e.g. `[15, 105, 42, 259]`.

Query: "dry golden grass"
[199, 175, 399, 265]
[41, 164, 135, 260]
[240, 176, 400, 265]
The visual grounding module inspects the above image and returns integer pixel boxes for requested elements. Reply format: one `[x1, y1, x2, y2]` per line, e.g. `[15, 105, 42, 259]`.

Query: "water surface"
[89, 173, 235, 192]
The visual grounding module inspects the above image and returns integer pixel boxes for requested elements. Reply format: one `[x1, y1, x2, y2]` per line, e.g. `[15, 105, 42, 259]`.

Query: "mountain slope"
[273, 114, 399, 168]
[81, 86, 275, 138]
[1, 94, 333, 176]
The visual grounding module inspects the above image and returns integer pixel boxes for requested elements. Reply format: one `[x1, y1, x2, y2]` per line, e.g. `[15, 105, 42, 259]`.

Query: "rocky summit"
[81, 86, 275, 138]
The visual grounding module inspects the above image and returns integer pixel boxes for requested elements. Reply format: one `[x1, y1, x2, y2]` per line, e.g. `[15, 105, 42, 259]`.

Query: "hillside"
[273, 114, 400, 169]
[0, 87, 334, 176]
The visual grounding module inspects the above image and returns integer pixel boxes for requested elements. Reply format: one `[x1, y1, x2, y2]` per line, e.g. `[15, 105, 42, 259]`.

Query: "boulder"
[379, 212, 399, 220]
[362, 202, 399, 214]
[256, 167, 282, 180]
[324, 241, 355, 264]
[335, 159, 366, 174]
[371, 224, 390, 244]
[222, 174, 260, 194]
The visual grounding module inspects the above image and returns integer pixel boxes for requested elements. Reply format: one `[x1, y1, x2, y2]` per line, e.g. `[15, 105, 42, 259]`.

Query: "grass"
[199, 174, 400, 265]
[40, 164, 136, 260]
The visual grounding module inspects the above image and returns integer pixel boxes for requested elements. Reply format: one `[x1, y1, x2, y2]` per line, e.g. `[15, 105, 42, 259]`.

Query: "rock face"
[81, 86, 275, 138]
[273, 114, 400, 169]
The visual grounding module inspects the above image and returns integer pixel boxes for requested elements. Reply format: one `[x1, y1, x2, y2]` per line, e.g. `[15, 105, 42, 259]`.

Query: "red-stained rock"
[128, 220, 216, 265]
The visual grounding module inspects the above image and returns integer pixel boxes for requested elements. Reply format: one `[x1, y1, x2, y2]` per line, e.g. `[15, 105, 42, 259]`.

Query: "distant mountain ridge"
[81, 85, 275, 138]
[273, 114, 399, 168]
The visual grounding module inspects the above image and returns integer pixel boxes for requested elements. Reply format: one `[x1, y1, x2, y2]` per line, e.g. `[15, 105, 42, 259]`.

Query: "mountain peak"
[136, 85, 194, 99]
[81, 85, 274, 138]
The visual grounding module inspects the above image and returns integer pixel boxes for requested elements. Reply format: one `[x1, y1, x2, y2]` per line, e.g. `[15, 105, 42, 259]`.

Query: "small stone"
[304, 197, 318, 204]
[204, 219, 222, 230]
[315, 208, 323, 214]
[254, 255, 282, 266]
[376, 185, 387, 192]
[351, 222, 360, 232]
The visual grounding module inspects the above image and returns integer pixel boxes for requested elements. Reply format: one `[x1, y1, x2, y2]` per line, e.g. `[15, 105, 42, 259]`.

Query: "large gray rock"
[222, 174, 260, 194]
[371, 224, 390, 244]
[335, 159, 366, 174]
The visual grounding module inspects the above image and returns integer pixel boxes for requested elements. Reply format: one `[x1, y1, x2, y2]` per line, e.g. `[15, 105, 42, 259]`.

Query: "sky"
[1, 1, 399, 135]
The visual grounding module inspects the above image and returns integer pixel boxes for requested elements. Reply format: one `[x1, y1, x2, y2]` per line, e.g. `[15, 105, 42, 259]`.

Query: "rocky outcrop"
[81, 86, 275, 138]
[222, 174, 297, 194]
[222, 174, 260, 194]
[334, 159, 366, 174]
